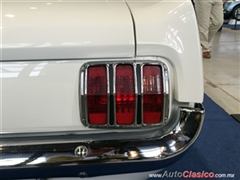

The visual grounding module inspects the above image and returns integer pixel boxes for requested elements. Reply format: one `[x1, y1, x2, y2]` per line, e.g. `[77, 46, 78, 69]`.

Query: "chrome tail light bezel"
[79, 58, 170, 128]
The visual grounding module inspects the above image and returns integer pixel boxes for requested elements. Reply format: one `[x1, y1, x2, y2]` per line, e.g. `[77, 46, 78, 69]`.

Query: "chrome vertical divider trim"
[162, 64, 170, 123]
[140, 63, 144, 125]
[106, 64, 111, 126]
[136, 63, 143, 125]
[112, 63, 117, 127]
[133, 63, 138, 126]
[108, 64, 115, 126]
[84, 65, 89, 127]
[79, 64, 89, 127]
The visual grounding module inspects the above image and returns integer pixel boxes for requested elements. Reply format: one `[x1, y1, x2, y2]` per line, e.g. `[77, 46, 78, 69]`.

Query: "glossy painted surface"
[127, 0, 204, 103]
[1, 1, 134, 60]
[224, 0, 240, 19]
[0, 60, 85, 132]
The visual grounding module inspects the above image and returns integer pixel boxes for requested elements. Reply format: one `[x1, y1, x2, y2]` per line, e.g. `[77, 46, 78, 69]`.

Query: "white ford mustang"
[0, 0, 205, 179]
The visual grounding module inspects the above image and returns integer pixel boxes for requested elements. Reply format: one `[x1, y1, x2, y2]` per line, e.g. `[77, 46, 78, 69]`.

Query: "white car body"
[0, 0, 204, 179]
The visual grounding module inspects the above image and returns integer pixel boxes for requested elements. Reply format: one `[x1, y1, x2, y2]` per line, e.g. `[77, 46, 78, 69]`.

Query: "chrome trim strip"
[0, 104, 204, 170]
[108, 63, 114, 126]
[140, 63, 144, 125]
[84, 64, 89, 127]
[133, 63, 138, 126]
[136, 63, 143, 125]
[162, 63, 170, 124]
[106, 64, 110, 126]
[112, 63, 117, 127]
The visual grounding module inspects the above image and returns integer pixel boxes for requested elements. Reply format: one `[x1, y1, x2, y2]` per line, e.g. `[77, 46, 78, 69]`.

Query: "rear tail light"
[84, 63, 166, 127]
[116, 65, 135, 125]
[143, 65, 163, 124]
[87, 66, 107, 125]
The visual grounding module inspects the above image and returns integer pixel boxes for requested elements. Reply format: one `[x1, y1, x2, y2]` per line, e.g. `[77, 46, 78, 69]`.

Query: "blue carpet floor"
[149, 95, 240, 179]
[222, 23, 240, 30]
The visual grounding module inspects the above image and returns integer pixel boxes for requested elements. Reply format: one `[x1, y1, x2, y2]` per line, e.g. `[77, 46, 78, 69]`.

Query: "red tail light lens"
[87, 66, 107, 125]
[84, 63, 165, 127]
[143, 65, 163, 124]
[116, 65, 135, 125]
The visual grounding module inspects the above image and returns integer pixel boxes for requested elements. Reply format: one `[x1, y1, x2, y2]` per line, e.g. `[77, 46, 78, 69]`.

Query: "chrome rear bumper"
[0, 104, 204, 179]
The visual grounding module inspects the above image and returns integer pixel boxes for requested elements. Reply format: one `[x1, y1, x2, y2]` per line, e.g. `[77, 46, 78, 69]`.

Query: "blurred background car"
[224, 0, 240, 19]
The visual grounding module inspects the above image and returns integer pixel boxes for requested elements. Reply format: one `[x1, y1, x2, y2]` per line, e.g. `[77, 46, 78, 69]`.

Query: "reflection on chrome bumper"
[0, 104, 204, 179]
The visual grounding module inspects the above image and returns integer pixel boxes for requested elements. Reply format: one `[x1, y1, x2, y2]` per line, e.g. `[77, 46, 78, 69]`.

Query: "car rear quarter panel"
[127, 0, 203, 103]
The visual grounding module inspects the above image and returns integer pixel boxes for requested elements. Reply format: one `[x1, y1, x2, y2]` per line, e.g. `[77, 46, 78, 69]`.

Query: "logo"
[74, 145, 89, 158]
